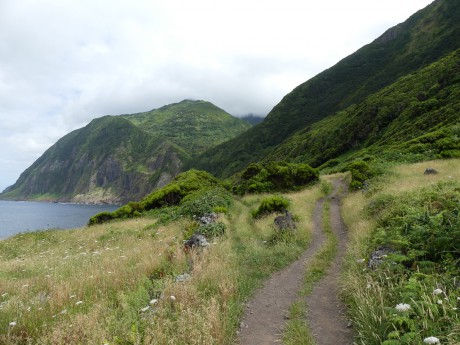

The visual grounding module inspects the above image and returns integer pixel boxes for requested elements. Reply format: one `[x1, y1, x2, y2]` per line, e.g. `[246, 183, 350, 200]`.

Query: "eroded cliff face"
[70, 148, 183, 204]
[1, 117, 186, 204]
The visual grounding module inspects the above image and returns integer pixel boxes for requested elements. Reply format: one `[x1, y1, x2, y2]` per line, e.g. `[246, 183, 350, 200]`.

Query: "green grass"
[0, 181, 322, 344]
[341, 159, 460, 345]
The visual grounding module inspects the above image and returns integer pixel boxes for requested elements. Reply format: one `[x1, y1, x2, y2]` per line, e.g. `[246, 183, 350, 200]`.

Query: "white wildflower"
[437, 300, 443, 305]
[70, 295, 76, 299]
[423, 336, 440, 344]
[60, 309, 67, 314]
[395, 303, 411, 312]
[149, 299, 158, 305]
[140, 306, 149, 312]
[433, 288, 443, 295]
[170, 295, 176, 301]
[9, 321, 17, 327]
[75, 301, 83, 306]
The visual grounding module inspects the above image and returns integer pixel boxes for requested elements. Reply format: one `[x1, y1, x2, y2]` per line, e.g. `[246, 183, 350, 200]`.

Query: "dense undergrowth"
[342, 159, 460, 344]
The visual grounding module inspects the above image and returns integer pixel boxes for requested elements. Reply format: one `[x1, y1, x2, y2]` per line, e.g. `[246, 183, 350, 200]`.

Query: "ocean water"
[0, 200, 118, 239]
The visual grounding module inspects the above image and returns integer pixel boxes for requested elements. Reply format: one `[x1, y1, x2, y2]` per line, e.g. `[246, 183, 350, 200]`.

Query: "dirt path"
[237, 178, 352, 344]
[305, 178, 353, 344]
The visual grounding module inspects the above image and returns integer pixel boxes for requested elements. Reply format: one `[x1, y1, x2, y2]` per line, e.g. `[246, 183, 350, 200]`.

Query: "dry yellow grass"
[1, 183, 324, 344]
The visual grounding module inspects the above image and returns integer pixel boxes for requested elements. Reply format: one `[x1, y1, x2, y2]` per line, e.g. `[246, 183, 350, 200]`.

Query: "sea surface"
[0, 200, 119, 239]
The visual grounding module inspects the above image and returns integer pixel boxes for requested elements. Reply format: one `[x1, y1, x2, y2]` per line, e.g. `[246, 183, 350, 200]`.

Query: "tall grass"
[0, 184, 323, 344]
[341, 159, 460, 345]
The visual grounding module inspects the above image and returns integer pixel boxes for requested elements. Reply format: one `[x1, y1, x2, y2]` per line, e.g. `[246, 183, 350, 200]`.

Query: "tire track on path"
[305, 178, 353, 344]
[237, 197, 326, 344]
[237, 177, 353, 344]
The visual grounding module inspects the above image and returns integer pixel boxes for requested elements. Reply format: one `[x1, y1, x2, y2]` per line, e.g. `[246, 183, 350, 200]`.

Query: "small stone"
[175, 273, 192, 283]
[149, 299, 158, 306]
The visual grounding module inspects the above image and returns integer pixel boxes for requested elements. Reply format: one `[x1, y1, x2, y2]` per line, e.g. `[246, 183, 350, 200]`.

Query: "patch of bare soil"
[237, 178, 352, 345]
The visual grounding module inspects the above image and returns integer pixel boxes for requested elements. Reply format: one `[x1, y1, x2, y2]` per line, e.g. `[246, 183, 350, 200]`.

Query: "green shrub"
[371, 181, 460, 264]
[196, 222, 226, 239]
[347, 160, 376, 190]
[234, 162, 319, 195]
[88, 169, 223, 225]
[354, 180, 460, 344]
[141, 184, 183, 210]
[252, 195, 290, 219]
[88, 211, 115, 225]
[179, 188, 233, 217]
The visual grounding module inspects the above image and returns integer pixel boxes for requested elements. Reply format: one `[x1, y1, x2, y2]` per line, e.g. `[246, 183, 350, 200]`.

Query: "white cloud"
[0, 0, 433, 190]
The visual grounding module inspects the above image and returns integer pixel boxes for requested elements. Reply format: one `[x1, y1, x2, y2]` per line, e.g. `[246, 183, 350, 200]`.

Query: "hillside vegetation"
[0, 100, 250, 204]
[1, 159, 458, 344]
[268, 49, 460, 168]
[192, 0, 460, 177]
[122, 100, 251, 154]
[342, 159, 460, 344]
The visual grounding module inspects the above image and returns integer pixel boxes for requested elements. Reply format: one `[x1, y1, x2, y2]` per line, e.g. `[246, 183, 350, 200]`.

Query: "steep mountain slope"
[1, 100, 250, 204]
[268, 49, 460, 167]
[192, 0, 460, 177]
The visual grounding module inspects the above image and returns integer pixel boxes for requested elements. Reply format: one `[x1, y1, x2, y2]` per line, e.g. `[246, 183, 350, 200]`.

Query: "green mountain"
[121, 99, 251, 154]
[267, 49, 460, 167]
[192, 0, 460, 177]
[1, 100, 251, 204]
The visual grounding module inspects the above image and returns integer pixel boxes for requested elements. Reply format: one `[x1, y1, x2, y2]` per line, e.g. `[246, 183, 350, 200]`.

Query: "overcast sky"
[0, 0, 433, 191]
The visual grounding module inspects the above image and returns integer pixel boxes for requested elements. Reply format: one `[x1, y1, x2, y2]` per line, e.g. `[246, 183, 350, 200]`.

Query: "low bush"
[252, 195, 290, 219]
[196, 222, 226, 239]
[234, 162, 319, 195]
[179, 188, 233, 217]
[89, 169, 223, 225]
[347, 160, 376, 190]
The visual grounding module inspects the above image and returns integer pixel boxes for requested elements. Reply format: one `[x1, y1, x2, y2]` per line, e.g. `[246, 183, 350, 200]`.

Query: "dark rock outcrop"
[274, 211, 296, 230]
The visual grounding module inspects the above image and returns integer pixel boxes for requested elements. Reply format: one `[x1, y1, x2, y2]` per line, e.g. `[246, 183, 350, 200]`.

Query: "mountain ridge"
[1, 100, 250, 204]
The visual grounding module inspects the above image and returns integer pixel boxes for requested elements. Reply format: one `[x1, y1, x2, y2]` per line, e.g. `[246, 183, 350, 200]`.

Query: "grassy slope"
[0, 180, 322, 344]
[342, 159, 460, 344]
[1, 159, 458, 344]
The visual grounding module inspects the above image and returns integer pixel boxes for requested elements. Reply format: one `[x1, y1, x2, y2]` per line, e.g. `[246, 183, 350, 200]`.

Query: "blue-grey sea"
[0, 200, 118, 239]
